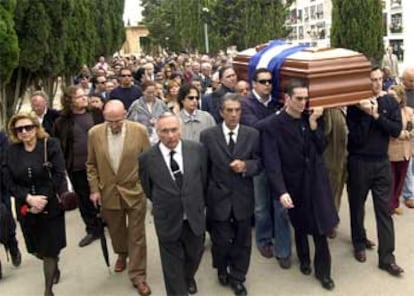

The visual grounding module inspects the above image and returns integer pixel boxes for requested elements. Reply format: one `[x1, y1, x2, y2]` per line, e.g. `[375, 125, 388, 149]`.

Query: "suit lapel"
[215, 126, 233, 158]
[152, 145, 177, 188]
[99, 125, 115, 175]
[182, 141, 191, 189]
[116, 121, 130, 175]
[233, 125, 246, 156]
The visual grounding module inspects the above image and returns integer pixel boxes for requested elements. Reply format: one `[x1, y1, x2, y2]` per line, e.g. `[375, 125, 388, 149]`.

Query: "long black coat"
[260, 111, 339, 235]
[3, 137, 67, 256]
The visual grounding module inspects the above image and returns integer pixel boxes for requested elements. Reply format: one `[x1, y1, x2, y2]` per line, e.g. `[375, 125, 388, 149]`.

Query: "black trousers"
[69, 170, 99, 236]
[158, 221, 204, 296]
[1, 189, 19, 254]
[210, 215, 252, 284]
[295, 230, 331, 278]
[347, 156, 395, 265]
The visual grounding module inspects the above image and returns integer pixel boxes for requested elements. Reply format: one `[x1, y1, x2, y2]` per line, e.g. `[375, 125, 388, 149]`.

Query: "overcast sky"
[123, 0, 142, 25]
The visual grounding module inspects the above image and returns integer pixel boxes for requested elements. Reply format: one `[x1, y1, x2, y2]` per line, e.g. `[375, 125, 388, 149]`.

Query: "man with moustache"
[87, 100, 151, 295]
[139, 112, 207, 296]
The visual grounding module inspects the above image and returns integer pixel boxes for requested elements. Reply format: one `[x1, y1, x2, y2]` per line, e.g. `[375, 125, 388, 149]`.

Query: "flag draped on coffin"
[248, 40, 308, 99]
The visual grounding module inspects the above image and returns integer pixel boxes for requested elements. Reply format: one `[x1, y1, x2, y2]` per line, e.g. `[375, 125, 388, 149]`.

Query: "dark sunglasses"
[120, 74, 132, 77]
[186, 96, 199, 100]
[257, 79, 272, 85]
[14, 124, 36, 133]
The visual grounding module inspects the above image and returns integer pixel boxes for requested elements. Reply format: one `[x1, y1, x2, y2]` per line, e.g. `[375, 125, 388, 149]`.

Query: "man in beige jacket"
[87, 100, 151, 296]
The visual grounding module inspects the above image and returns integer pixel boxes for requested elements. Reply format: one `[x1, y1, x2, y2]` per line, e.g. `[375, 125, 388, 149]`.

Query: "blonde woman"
[4, 113, 67, 296]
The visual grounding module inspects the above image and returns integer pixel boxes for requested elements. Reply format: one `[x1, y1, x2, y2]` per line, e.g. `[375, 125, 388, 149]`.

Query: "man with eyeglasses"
[240, 68, 291, 270]
[139, 112, 207, 296]
[260, 79, 338, 290]
[87, 100, 151, 295]
[109, 68, 142, 110]
[346, 66, 403, 276]
[92, 76, 108, 101]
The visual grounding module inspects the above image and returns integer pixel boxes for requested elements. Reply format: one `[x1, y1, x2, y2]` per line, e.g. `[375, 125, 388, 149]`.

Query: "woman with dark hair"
[178, 84, 216, 142]
[4, 113, 67, 295]
[53, 85, 104, 248]
[127, 80, 169, 145]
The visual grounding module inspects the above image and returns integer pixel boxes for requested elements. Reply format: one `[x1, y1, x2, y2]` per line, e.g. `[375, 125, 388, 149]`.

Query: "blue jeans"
[254, 171, 291, 258]
[402, 158, 414, 200]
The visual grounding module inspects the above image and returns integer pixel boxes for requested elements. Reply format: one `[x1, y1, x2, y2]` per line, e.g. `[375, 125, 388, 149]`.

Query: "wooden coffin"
[233, 46, 373, 108]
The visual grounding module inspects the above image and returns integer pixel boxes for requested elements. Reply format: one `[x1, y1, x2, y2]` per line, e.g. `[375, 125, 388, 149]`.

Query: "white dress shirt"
[159, 140, 184, 180]
[222, 123, 240, 145]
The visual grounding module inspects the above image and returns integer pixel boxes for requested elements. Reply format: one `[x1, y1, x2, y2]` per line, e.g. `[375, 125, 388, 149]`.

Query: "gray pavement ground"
[1, 192, 413, 296]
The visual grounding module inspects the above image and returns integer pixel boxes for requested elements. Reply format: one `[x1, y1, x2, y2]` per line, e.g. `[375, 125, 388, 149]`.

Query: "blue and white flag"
[248, 40, 308, 99]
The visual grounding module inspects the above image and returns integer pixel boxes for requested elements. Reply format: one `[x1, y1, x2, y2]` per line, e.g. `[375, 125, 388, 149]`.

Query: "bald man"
[235, 80, 250, 97]
[31, 91, 60, 135]
[401, 67, 414, 209]
[87, 100, 151, 295]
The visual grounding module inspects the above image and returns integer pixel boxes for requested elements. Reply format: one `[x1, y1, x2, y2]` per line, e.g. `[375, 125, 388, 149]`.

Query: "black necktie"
[170, 150, 183, 188]
[228, 131, 235, 153]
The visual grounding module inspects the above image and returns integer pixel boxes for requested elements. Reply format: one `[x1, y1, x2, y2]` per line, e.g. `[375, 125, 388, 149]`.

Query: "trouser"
[101, 198, 147, 284]
[347, 156, 395, 265]
[254, 171, 291, 258]
[210, 214, 252, 284]
[295, 230, 331, 278]
[69, 170, 99, 236]
[402, 157, 414, 200]
[1, 189, 19, 254]
[390, 160, 410, 210]
[158, 221, 204, 296]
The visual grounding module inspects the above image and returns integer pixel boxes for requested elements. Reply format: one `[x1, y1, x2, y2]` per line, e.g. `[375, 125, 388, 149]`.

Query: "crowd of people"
[0, 50, 413, 296]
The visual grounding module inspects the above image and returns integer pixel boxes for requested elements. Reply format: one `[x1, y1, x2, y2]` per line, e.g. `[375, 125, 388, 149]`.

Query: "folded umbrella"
[96, 205, 110, 269]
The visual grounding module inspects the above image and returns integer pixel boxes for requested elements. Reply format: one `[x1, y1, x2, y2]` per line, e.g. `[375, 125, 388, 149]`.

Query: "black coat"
[42, 108, 61, 136]
[3, 137, 67, 256]
[260, 111, 339, 235]
[200, 125, 262, 221]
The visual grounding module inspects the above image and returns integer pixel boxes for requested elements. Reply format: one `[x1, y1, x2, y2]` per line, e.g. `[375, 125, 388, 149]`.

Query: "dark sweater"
[240, 95, 281, 129]
[347, 94, 402, 160]
[109, 85, 142, 110]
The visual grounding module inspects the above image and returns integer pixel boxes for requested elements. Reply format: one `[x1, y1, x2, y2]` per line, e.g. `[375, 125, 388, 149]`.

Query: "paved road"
[1, 193, 413, 296]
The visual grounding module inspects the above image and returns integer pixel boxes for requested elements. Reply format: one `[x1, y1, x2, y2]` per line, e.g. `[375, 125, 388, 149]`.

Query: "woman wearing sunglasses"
[3, 112, 67, 296]
[178, 84, 216, 142]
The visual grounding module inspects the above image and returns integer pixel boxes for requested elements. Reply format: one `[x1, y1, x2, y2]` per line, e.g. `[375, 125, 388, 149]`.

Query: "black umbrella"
[96, 205, 110, 269]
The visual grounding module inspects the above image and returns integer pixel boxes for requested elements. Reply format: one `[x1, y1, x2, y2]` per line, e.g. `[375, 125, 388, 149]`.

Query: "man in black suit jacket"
[139, 112, 207, 296]
[31, 91, 60, 135]
[200, 94, 261, 296]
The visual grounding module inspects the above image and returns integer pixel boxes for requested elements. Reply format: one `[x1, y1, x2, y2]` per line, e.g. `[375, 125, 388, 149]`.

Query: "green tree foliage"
[141, 0, 291, 53]
[331, 0, 384, 63]
[0, 0, 126, 125]
[0, 0, 19, 127]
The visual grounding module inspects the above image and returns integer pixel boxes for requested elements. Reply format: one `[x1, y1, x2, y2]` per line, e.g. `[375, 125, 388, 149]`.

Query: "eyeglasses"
[97, 81, 106, 84]
[81, 76, 90, 80]
[14, 124, 36, 133]
[120, 74, 132, 77]
[186, 96, 199, 100]
[257, 79, 272, 85]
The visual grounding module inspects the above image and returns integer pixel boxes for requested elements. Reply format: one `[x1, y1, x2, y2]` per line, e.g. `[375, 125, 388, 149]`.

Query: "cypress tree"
[331, 0, 384, 63]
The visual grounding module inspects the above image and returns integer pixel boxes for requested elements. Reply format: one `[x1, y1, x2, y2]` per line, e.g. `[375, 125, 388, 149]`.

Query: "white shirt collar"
[159, 140, 183, 157]
[252, 89, 272, 106]
[222, 122, 240, 141]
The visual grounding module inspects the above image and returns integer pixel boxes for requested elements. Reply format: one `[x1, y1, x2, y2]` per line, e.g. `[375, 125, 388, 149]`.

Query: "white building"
[286, 0, 413, 69]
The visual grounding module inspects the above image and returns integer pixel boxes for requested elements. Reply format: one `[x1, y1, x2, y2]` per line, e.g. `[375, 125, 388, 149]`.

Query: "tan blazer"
[87, 120, 150, 209]
[388, 106, 414, 161]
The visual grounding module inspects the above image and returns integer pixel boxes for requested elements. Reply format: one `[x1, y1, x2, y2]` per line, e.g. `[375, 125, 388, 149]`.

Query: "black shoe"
[316, 275, 335, 291]
[11, 248, 22, 267]
[187, 278, 197, 294]
[365, 238, 376, 249]
[379, 262, 404, 277]
[218, 271, 229, 286]
[276, 256, 291, 269]
[78, 234, 99, 247]
[230, 281, 247, 296]
[300, 262, 312, 275]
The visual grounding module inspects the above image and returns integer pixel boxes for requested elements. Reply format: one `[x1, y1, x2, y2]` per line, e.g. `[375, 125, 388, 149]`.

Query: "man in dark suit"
[200, 94, 261, 296]
[139, 112, 207, 296]
[31, 91, 60, 135]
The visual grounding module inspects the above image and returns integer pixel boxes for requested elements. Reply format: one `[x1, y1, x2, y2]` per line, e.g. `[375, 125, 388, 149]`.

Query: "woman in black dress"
[4, 112, 66, 296]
